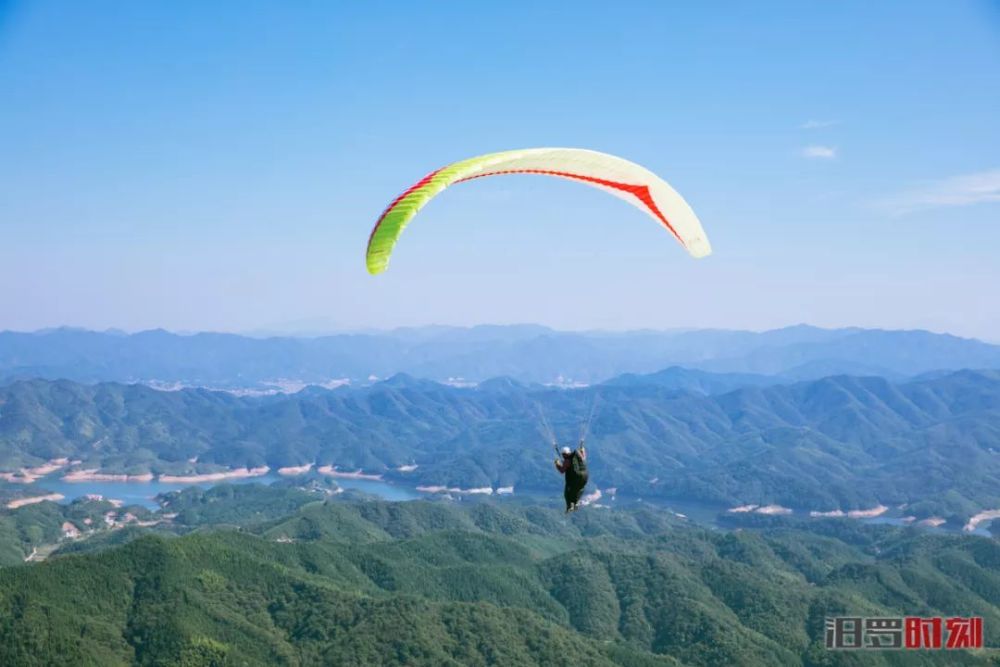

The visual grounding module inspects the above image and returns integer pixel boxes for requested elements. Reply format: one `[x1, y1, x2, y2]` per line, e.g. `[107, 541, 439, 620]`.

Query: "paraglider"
[542, 393, 599, 513]
[365, 147, 711, 275]
[365, 149, 711, 511]
[555, 442, 589, 513]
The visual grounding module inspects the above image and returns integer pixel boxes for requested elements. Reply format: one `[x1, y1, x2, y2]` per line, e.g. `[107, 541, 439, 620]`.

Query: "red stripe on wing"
[367, 168, 444, 251]
[455, 169, 684, 245]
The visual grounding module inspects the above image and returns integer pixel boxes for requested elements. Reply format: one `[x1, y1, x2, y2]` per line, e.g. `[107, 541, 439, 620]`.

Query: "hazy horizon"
[4, 320, 999, 346]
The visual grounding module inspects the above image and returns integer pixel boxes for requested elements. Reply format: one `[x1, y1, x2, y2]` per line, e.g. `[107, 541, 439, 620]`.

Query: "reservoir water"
[37, 473, 420, 509]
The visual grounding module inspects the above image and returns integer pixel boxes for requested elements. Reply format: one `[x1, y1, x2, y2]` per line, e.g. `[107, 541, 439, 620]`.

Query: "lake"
[37, 473, 420, 509]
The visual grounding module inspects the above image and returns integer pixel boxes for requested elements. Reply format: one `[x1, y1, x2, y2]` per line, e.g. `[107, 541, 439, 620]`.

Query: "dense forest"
[0, 495, 997, 665]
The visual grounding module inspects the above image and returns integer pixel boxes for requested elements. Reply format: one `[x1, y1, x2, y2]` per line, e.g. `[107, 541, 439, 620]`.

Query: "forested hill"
[1, 499, 998, 666]
[2, 325, 999, 387]
[2, 370, 1000, 521]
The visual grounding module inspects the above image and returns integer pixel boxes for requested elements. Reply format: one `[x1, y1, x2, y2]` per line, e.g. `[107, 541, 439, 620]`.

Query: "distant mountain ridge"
[1, 324, 998, 388]
[603, 366, 781, 394]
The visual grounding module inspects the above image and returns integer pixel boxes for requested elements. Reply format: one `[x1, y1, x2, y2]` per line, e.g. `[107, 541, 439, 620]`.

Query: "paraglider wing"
[365, 147, 711, 275]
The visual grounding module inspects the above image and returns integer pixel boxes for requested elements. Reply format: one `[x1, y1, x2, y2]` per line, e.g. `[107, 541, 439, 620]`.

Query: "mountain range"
[2, 324, 999, 388]
[2, 369, 999, 522]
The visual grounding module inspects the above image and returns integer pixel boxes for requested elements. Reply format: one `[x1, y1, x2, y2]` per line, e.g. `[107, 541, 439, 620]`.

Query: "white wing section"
[453, 148, 711, 258]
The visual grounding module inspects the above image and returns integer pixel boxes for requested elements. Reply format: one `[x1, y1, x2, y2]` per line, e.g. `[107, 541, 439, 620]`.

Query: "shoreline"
[317, 465, 383, 481]
[159, 466, 270, 484]
[0, 458, 73, 484]
[278, 463, 314, 476]
[807, 505, 889, 519]
[416, 485, 494, 495]
[964, 509, 1000, 532]
[62, 469, 155, 483]
[727, 503, 793, 516]
[727, 503, 890, 520]
[6, 493, 65, 509]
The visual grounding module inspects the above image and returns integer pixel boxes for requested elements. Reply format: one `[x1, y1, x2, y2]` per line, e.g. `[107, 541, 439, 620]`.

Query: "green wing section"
[365, 154, 496, 275]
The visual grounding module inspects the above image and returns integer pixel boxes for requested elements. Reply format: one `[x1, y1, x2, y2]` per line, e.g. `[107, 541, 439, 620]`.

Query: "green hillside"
[1, 499, 997, 666]
[0, 497, 156, 565]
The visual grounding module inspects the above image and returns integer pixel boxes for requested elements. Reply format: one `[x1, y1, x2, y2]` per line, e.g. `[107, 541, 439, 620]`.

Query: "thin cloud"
[880, 168, 1000, 215]
[800, 119, 839, 130]
[802, 145, 837, 159]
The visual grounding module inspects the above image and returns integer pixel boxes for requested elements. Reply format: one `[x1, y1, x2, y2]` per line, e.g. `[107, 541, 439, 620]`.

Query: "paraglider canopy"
[365, 147, 711, 275]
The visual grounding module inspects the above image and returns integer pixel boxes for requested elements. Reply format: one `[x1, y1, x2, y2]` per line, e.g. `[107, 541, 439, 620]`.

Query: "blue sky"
[1, 1, 998, 338]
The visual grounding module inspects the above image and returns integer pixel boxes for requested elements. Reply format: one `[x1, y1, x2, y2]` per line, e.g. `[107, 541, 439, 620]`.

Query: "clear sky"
[1, 1, 998, 339]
